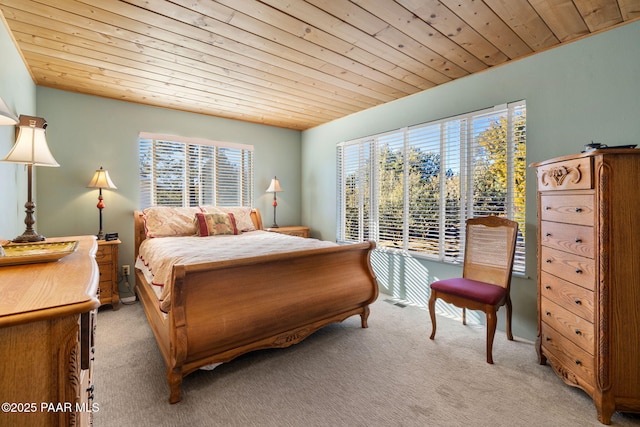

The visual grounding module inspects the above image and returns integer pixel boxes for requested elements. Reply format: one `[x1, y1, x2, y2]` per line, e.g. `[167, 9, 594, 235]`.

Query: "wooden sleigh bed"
[133, 207, 378, 403]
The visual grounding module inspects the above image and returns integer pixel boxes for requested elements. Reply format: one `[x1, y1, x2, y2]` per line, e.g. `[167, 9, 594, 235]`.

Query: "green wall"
[0, 17, 37, 239]
[300, 21, 640, 341]
[34, 88, 302, 298]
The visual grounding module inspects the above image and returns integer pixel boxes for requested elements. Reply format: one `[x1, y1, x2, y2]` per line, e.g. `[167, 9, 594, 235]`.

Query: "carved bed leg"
[535, 337, 547, 365]
[167, 369, 183, 404]
[360, 306, 370, 328]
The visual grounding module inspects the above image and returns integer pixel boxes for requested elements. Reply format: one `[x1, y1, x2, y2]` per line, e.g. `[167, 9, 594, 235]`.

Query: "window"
[337, 101, 526, 273]
[139, 133, 254, 208]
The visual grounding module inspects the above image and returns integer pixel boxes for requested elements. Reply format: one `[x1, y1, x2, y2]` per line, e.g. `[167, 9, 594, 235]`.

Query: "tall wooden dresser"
[0, 236, 100, 426]
[531, 150, 640, 424]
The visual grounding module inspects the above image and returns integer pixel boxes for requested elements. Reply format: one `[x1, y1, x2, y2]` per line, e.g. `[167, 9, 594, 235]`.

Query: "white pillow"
[143, 206, 202, 238]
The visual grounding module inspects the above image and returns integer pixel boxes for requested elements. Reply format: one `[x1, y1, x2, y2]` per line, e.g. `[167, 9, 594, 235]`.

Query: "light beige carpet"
[92, 295, 639, 426]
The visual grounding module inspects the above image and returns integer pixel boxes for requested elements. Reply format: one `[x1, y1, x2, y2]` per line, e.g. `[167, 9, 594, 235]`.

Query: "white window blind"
[337, 140, 373, 242]
[139, 133, 254, 209]
[337, 101, 526, 273]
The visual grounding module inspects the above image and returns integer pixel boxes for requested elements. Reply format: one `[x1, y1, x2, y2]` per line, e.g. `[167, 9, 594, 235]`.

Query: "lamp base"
[12, 231, 46, 243]
[270, 224, 279, 228]
[14, 182, 45, 243]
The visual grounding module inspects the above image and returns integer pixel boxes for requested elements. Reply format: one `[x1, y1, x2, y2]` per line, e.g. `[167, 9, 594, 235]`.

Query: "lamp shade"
[2, 117, 59, 166]
[0, 96, 18, 126]
[266, 177, 283, 193]
[87, 167, 117, 189]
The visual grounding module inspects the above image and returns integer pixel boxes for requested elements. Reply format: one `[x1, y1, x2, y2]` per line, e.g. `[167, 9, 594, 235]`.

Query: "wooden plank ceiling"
[1, 1, 638, 130]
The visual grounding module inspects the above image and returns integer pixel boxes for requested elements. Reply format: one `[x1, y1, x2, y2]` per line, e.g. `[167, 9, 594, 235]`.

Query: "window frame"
[139, 132, 254, 209]
[337, 101, 526, 273]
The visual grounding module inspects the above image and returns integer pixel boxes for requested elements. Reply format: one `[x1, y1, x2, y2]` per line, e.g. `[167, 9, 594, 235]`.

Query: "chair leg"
[428, 292, 437, 340]
[505, 296, 514, 341]
[485, 309, 497, 364]
[462, 307, 466, 325]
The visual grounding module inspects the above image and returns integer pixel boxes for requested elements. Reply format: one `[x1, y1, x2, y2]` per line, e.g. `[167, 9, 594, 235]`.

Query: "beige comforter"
[135, 230, 337, 312]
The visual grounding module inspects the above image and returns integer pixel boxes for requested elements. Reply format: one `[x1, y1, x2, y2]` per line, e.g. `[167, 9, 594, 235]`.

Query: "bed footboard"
[168, 241, 377, 403]
[133, 211, 378, 403]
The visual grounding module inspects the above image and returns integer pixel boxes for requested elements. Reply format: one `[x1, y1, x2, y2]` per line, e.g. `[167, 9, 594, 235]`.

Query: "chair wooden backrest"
[462, 216, 518, 289]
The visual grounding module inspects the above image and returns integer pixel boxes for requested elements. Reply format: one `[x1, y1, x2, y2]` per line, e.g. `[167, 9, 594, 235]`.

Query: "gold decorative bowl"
[0, 241, 79, 266]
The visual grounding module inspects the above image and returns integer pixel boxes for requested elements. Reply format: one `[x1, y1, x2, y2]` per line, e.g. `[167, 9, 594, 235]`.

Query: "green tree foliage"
[474, 113, 527, 235]
[340, 108, 526, 263]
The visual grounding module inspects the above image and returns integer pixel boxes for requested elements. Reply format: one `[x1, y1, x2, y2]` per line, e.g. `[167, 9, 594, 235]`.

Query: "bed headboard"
[133, 208, 264, 258]
[250, 209, 264, 231]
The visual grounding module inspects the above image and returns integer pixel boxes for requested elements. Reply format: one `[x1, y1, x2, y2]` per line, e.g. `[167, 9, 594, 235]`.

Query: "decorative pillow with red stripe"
[194, 212, 238, 237]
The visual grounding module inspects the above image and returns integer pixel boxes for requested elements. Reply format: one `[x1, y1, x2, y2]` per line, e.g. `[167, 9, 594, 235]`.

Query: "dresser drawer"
[541, 246, 595, 288]
[540, 193, 595, 226]
[541, 323, 595, 387]
[540, 221, 594, 259]
[536, 157, 592, 191]
[80, 310, 96, 370]
[286, 230, 308, 238]
[541, 297, 594, 355]
[540, 271, 595, 319]
[98, 282, 112, 299]
[267, 226, 310, 238]
[98, 262, 113, 282]
[95, 247, 112, 263]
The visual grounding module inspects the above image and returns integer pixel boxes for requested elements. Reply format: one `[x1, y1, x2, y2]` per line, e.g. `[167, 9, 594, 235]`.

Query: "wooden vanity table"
[0, 236, 100, 426]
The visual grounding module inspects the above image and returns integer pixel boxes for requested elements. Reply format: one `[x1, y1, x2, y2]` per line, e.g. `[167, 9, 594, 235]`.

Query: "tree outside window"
[337, 101, 526, 273]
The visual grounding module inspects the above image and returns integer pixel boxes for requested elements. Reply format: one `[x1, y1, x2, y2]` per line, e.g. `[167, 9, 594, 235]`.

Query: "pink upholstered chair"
[428, 216, 518, 364]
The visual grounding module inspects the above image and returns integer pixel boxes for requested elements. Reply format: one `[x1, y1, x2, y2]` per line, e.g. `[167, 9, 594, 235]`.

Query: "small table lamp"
[266, 176, 283, 228]
[87, 167, 117, 240]
[1, 115, 59, 242]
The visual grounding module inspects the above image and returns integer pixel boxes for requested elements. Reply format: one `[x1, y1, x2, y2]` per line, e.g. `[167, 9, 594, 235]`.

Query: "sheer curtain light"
[266, 176, 283, 228]
[1, 115, 60, 242]
[87, 166, 117, 240]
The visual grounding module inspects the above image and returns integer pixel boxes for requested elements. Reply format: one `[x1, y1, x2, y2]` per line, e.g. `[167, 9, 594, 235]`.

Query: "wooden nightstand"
[96, 239, 120, 310]
[266, 226, 310, 238]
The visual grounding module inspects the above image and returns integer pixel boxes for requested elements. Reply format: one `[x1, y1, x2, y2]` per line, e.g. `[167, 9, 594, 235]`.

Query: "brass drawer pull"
[574, 299, 582, 305]
[575, 360, 582, 366]
[545, 285, 551, 290]
[545, 206, 551, 210]
[575, 269, 583, 274]
[546, 259, 552, 263]
[575, 329, 582, 335]
[575, 207, 583, 212]
[545, 311, 551, 316]
[575, 238, 582, 243]
[546, 232, 551, 237]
